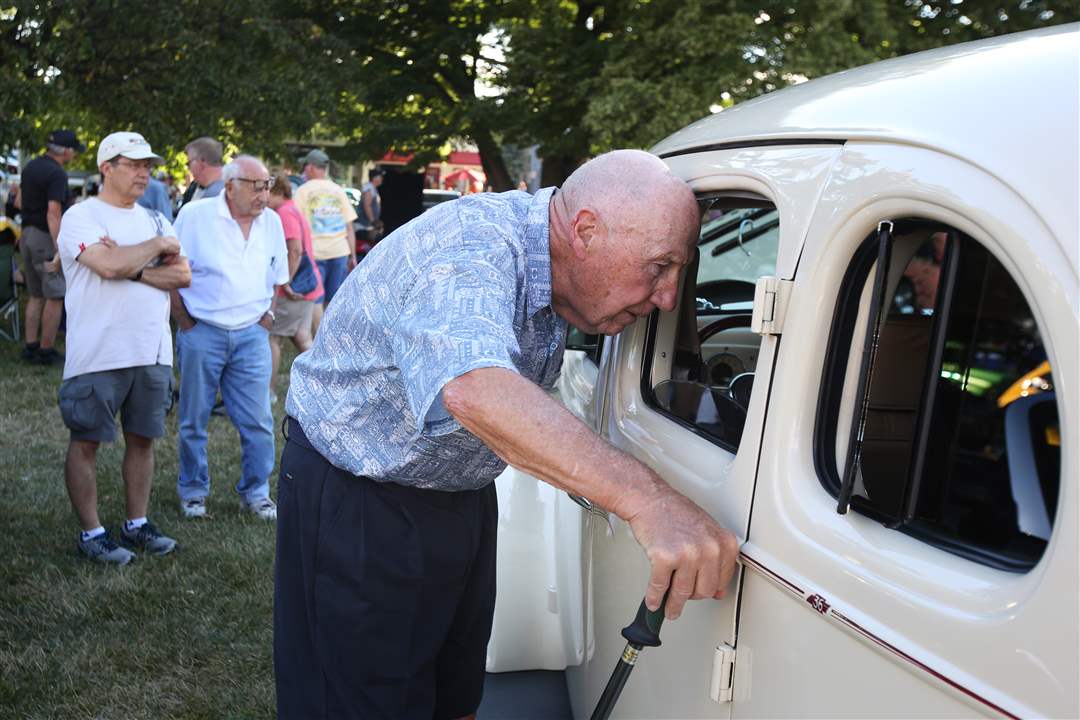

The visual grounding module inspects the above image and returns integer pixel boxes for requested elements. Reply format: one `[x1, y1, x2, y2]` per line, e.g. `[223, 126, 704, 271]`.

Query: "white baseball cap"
[97, 131, 164, 166]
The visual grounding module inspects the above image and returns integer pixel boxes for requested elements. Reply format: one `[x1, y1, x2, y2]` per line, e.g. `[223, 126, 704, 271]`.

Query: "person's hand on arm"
[443, 367, 740, 620]
[139, 254, 191, 290]
[77, 234, 181, 280]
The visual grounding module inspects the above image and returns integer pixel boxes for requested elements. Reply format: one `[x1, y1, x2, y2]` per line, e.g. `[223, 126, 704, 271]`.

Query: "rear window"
[815, 221, 1060, 572]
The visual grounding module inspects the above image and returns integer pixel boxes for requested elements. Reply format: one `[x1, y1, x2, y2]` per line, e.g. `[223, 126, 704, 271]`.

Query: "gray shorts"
[58, 364, 173, 443]
[270, 297, 314, 337]
[20, 225, 66, 298]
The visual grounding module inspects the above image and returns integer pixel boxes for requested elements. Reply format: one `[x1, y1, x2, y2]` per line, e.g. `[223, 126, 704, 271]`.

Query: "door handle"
[567, 493, 615, 535]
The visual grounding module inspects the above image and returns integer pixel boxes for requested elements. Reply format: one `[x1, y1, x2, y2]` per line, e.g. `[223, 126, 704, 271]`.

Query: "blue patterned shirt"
[285, 188, 567, 490]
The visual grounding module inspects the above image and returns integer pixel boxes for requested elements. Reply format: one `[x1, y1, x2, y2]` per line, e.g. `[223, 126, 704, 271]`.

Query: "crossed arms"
[77, 234, 191, 290]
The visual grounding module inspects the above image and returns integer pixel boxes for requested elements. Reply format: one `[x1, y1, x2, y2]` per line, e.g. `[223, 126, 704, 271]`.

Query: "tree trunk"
[473, 130, 514, 192]
[540, 154, 584, 188]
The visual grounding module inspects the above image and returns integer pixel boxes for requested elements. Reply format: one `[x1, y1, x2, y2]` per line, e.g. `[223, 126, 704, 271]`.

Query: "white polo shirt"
[175, 194, 289, 330]
[58, 198, 175, 380]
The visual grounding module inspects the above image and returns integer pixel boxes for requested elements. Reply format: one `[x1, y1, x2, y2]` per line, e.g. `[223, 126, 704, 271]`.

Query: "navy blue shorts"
[274, 418, 497, 720]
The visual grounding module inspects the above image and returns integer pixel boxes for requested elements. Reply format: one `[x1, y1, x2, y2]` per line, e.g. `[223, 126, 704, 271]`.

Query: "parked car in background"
[422, 188, 460, 212]
[487, 24, 1077, 719]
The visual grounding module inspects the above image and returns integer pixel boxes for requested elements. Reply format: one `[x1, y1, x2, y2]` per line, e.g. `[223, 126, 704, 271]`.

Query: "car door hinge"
[709, 642, 736, 703]
[751, 276, 794, 336]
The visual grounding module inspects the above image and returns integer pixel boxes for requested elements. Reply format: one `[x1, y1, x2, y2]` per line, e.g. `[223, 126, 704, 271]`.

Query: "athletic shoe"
[120, 521, 177, 555]
[34, 348, 64, 366]
[180, 497, 207, 519]
[20, 344, 38, 362]
[78, 531, 136, 566]
[241, 497, 277, 520]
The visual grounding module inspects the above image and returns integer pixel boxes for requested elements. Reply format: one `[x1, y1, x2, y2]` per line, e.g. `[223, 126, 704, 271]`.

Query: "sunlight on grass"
[0, 326, 299, 718]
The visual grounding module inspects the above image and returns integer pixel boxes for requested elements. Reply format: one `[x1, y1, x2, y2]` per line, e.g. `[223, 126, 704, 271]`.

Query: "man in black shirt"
[19, 129, 83, 365]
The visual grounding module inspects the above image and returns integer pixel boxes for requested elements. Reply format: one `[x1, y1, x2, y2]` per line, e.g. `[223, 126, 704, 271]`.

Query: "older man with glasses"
[171, 155, 288, 520]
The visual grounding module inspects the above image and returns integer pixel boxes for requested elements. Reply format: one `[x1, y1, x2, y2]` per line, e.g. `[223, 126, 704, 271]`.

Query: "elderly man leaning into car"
[275, 149, 740, 719]
[58, 131, 191, 565]
[171, 156, 288, 521]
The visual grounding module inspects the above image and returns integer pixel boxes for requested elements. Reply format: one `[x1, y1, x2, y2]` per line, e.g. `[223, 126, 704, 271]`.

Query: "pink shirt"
[276, 199, 323, 301]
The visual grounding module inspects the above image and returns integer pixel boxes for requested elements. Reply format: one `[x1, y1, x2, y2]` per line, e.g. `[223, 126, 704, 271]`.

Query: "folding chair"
[0, 233, 21, 343]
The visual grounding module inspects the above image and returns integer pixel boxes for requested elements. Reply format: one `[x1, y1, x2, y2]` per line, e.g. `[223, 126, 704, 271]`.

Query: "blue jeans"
[176, 321, 274, 504]
[316, 256, 349, 305]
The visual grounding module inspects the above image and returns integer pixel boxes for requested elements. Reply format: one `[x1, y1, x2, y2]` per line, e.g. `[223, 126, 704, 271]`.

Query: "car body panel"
[738, 141, 1078, 719]
[489, 25, 1078, 720]
[653, 24, 1079, 275]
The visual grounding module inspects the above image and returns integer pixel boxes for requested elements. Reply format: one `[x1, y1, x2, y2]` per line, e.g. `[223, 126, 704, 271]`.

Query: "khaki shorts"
[59, 364, 173, 443]
[270, 297, 314, 337]
[20, 225, 66, 298]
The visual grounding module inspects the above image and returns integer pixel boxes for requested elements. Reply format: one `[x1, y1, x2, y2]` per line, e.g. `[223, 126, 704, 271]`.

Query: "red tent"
[443, 168, 485, 193]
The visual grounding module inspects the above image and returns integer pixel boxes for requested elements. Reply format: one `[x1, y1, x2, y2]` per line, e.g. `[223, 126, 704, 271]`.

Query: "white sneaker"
[180, 497, 207, 519]
[241, 497, 277, 520]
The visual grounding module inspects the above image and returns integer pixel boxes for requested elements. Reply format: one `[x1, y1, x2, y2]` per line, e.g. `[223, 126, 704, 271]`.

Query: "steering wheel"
[698, 313, 753, 344]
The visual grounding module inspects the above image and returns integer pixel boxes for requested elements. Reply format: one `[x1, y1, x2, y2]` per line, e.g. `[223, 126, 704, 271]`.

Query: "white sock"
[124, 517, 148, 533]
[80, 526, 106, 543]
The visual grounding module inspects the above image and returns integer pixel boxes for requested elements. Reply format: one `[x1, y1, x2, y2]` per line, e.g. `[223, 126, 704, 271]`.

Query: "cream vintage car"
[484, 23, 1078, 720]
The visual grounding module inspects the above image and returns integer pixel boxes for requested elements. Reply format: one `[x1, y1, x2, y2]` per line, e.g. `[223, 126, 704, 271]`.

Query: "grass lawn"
[0, 323, 300, 719]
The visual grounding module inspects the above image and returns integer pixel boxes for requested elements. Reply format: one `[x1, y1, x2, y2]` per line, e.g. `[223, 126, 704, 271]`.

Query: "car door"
[565, 144, 843, 719]
[486, 337, 603, 673]
[733, 142, 1077, 718]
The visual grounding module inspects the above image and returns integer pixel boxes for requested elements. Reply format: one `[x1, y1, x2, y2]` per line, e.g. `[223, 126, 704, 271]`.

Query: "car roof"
[653, 24, 1078, 265]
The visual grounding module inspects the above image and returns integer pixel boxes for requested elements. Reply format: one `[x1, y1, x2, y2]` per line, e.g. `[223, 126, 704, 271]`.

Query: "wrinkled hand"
[627, 487, 739, 620]
[43, 254, 61, 273]
[156, 235, 181, 255]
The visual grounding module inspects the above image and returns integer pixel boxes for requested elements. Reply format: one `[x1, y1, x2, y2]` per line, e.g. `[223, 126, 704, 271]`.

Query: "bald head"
[549, 149, 700, 336]
[561, 149, 698, 242]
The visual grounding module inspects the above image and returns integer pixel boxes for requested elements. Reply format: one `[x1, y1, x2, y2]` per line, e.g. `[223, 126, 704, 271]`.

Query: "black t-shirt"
[20, 154, 69, 232]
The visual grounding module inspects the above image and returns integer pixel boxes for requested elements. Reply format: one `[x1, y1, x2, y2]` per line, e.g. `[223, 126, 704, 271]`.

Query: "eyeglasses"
[114, 158, 155, 172]
[234, 177, 276, 192]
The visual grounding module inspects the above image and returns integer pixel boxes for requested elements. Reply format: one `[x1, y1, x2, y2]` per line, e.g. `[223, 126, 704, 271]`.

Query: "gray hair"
[46, 143, 69, 155]
[185, 136, 223, 166]
[222, 155, 267, 184]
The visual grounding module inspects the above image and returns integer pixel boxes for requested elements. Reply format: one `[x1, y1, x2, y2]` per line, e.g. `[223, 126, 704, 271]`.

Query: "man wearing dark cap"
[293, 149, 356, 336]
[18, 129, 84, 365]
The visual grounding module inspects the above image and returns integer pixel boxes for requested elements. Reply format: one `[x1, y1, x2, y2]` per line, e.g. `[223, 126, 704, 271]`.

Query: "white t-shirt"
[58, 198, 175, 380]
[175, 194, 289, 330]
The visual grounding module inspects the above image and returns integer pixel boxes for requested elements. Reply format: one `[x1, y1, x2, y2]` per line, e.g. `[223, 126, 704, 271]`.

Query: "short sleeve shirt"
[275, 199, 323, 301]
[175, 195, 289, 329]
[286, 188, 566, 490]
[58, 198, 175, 379]
[293, 179, 357, 260]
[20, 155, 69, 232]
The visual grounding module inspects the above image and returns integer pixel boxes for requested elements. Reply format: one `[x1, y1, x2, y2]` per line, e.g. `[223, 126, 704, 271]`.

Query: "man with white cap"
[56, 131, 192, 565]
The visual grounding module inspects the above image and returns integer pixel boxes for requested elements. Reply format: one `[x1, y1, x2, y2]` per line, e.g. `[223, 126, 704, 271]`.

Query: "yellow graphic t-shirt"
[293, 179, 358, 260]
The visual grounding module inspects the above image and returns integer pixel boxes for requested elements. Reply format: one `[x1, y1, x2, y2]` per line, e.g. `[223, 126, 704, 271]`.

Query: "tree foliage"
[1, 0, 342, 168]
[3, 0, 1077, 185]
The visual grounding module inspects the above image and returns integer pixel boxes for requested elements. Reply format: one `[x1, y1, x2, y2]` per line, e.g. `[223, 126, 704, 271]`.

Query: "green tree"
[1, 0, 342, 166]
[298, 1, 517, 189]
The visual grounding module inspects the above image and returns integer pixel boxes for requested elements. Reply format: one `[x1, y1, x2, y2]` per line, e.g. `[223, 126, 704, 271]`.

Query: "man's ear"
[570, 208, 604, 260]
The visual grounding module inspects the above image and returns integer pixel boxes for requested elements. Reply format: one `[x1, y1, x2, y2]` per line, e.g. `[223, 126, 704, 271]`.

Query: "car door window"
[643, 196, 779, 452]
[816, 220, 1060, 571]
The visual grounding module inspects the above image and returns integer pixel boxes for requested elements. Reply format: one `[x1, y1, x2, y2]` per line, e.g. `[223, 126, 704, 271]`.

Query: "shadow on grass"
[0, 326, 301, 719]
